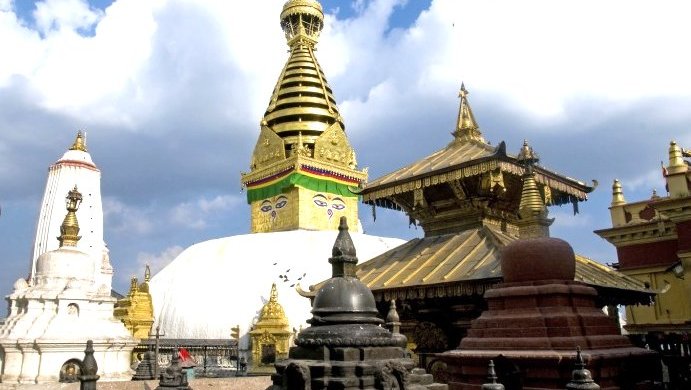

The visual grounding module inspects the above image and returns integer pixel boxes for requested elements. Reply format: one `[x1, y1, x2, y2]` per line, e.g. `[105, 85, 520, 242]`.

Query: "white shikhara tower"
[0, 186, 137, 384]
[30, 132, 112, 292]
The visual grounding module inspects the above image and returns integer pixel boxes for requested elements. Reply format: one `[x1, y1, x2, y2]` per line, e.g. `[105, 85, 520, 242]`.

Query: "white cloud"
[103, 197, 154, 235]
[136, 245, 183, 277]
[33, 0, 102, 34]
[169, 195, 242, 229]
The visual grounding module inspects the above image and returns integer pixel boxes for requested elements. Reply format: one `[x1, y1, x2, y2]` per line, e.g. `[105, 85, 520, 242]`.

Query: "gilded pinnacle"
[519, 170, 547, 218]
[69, 131, 88, 152]
[281, 0, 324, 47]
[57, 186, 83, 247]
[611, 179, 626, 206]
[452, 83, 483, 142]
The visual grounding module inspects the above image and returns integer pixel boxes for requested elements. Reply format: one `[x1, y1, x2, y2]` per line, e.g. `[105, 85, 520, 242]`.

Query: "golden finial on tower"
[69, 130, 88, 152]
[57, 186, 83, 247]
[611, 179, 627, 206]
[452, 83, 483, 142]
[517, 141, 546, 218]
[280, 0, 324, 47]
[144, 264, 151, 283]
[519, 169, 547, 218]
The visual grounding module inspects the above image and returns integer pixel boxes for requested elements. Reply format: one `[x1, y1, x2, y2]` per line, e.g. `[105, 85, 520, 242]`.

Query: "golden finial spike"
[270, 282, 278, 303]
[611, 179, 626, 206]
[69, 131, 88, 152]
[144, 264, 151, 282]
[519, 170, 547, 218]
[129, 276, 138, 296]
[453, 83, 483, 142]
[57, 186, 83, 247]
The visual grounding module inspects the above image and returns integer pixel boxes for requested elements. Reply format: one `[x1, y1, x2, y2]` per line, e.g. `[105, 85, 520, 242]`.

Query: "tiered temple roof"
[337, 85, 651, 305]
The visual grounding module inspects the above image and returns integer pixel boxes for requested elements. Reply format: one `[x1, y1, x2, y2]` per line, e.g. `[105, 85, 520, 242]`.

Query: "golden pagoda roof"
[361, 87, 595, 207]
[300, 226, 651, 305]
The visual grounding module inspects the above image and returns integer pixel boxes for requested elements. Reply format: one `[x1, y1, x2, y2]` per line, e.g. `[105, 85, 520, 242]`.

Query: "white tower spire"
[30, 131, 110, 290]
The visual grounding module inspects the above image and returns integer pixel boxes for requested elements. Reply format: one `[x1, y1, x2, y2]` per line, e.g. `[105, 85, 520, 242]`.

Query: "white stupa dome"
[150, 230, 404, 345]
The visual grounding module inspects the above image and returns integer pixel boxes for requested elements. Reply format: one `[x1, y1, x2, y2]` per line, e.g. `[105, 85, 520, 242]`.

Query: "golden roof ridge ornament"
[69, 130, 88, 152]
[452, 83, 484, 143]
[57, 186, 83, 247]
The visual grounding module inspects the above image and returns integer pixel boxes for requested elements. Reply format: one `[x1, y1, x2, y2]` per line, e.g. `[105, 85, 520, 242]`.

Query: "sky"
[1, 0, 690, 302]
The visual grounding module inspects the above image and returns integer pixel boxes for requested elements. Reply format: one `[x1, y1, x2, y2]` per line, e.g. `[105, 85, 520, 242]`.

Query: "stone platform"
[0, 376, 272, 390]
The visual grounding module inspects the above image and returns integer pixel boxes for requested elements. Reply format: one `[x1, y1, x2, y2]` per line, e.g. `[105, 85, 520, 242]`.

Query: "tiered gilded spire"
[57, 186, 83, 247]
[452, 83, 484, 142]
[263, 0, 342, 147]
[69, 131, 87, 152]
[516, 140, 546, 217]
[258, 283, 289, 324]
[611, 179, 626, 206]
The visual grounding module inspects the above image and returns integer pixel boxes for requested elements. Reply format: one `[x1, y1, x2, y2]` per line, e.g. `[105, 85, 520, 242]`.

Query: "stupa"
[149, 0, 403, 361]
[0, 187, 137, 383]
[29, 131, 112, 292]
[438, 237, 657, 389]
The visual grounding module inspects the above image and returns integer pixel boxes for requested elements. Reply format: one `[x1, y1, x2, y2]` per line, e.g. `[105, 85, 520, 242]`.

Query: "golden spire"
[129, 276, 138, 297]
[258, 283, 288, 322]
[517, 140, 546, 218]
[57, 186, 83, 247]
[261, 0, 343, 153]
[668, 140, 687, 174]
[144, 264, 151, 283]
[611, 179, 627, 206]
[519, 169, 547, 218]
[452, 83, 483, 142]
[69, 130, 88, 152]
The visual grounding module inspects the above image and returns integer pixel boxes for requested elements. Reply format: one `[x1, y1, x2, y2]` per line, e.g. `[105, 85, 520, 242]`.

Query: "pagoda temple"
[302, 85, 654, 358]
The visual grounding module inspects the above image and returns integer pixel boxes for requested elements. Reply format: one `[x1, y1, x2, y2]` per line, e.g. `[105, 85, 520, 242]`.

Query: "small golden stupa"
[241, 0, 367, 233]
[249, 283, 292, 371]
[114, 265, 154, 340]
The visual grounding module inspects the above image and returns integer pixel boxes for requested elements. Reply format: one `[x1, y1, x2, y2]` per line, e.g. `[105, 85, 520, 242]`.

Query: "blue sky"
[1, 0, 690, 301]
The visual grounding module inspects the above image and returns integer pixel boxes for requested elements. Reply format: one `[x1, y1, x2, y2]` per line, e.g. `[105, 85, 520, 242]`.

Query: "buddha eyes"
[312, 195, 346, 210]
[261, 196, 288, 213]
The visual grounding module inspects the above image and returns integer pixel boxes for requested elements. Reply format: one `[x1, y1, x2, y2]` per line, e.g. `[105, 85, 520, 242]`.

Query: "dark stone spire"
[79, 340, 99, 390]
[481, 360, 504, 390]
[329, 216, 358, 277]
[566, 347, 600, 390]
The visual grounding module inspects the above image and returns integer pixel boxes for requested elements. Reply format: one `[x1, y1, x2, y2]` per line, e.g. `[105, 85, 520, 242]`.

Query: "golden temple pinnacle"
[280, 0, 324, 47]
[69, 130, 88, 152]
[452, 83, 483, 142]
[57, 186, 83, 247]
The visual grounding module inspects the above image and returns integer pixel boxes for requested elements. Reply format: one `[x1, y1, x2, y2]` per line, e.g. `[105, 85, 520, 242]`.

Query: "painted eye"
[331, 203, 345, 210]
[260, 204, 273, 212]
[275, 200, 287, 209]
[313, 199, 327, 207]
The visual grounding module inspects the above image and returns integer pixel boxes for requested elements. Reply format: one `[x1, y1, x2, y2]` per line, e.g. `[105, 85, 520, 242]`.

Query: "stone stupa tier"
[0, 186, 137, 384]
[29, 131, 112, 292]
[241, 0, 367, 233]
